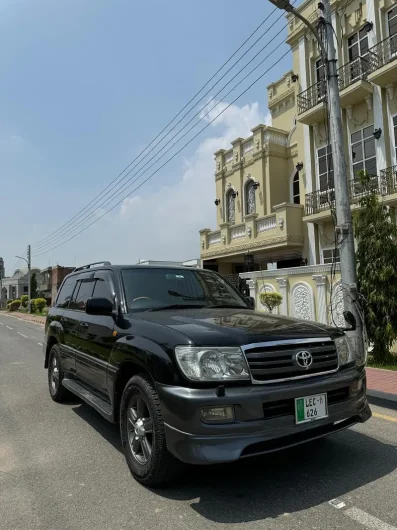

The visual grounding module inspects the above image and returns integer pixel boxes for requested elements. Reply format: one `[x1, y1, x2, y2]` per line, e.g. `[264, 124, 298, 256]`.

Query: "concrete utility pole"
[27, 245, 31, 313]
[267, 0, 364, 358]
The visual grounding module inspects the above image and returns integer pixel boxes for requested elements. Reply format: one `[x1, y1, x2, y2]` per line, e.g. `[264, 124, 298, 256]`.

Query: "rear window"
[56, 276, 77, 308]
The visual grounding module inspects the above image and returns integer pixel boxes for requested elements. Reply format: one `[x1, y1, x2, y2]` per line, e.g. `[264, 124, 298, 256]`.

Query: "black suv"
[44, 261, 371, 486]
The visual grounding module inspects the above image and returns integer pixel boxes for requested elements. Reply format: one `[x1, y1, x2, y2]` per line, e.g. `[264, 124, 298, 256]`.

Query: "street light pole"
[16, 245, 32, 313]
[267, 0, 364, 358]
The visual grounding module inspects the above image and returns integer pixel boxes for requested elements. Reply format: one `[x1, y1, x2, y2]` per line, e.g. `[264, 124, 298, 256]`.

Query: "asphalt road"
[1, 314, 396, 530]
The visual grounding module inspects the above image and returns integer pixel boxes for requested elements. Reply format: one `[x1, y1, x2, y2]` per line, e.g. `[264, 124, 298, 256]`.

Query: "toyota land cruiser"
[44, 261, 371, 486]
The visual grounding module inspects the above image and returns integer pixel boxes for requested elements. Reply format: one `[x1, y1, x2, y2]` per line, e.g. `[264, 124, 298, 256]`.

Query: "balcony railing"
[208, 231, 221, 246]
[369, 35, 397, 73]
[297, 79, 327, 114]
[338, 56, 369, 91]
[381, 166, 397, 196]
[298, 56, 370, 115]
[305, 175, 380, 215]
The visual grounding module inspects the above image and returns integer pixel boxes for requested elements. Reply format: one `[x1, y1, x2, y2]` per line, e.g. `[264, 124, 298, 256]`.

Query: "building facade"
[38, 265, 75, 305]
[199, 0, 396, 322]
[1, 267, 43, 302]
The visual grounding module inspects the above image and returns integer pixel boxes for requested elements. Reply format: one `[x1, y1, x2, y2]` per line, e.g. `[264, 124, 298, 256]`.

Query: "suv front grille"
[242, 339, 338, 383]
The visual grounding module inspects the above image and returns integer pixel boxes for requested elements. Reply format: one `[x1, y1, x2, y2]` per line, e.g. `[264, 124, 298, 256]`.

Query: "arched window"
[245, 180, 256, 215]
[226, 189, 235, 224]
[292, 172, 300, 204]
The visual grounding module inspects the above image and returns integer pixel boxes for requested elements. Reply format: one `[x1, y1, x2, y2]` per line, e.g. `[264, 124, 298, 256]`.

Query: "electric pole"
[268, 0, 364, 360]
[321, 0, 364, 357]
[27, 245, 31, 313]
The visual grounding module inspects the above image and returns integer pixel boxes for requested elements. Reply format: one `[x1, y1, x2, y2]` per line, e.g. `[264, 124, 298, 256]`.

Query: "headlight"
[334, 335, 354, 366]
[175, 346, 250, 382]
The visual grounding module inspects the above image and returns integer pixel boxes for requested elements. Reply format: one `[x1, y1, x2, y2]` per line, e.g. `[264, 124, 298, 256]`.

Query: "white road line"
[17, 332, 28, 338]
[345, 508, 397, 530]
[0, 322, 4, 325]
[38, 342, 42, 347]
[6, 326, 13, 330]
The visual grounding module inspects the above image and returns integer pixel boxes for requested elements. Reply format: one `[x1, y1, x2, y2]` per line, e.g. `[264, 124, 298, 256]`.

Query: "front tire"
[48, 344, 70, 402]
[120, 375, 181, 487]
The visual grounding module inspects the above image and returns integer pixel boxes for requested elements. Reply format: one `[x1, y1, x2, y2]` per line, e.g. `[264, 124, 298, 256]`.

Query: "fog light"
[351, 378, 364, 396]
[201, 406, 234, 423]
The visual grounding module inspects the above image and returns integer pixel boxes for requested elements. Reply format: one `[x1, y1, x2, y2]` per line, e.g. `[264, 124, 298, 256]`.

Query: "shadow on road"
[72, 403, 397, 524]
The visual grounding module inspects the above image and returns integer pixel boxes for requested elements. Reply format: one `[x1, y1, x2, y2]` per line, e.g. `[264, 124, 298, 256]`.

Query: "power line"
[33, 46, 291, 257]
[33, 16, 293, 254]
[31, 8, 280, 250]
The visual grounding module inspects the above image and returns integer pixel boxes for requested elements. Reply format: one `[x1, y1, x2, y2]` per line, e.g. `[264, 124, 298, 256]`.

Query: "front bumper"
[156, 366, 371, 465]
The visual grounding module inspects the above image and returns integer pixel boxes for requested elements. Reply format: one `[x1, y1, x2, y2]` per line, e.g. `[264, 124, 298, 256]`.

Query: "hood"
[133, 308, 337, 347]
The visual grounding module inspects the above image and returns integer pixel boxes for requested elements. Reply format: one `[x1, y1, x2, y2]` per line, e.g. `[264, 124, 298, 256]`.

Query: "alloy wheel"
[127, 396, 153, 465]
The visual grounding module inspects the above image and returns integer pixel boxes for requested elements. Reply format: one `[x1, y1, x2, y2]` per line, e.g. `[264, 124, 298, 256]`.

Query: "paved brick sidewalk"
[366, 367, 397, 403]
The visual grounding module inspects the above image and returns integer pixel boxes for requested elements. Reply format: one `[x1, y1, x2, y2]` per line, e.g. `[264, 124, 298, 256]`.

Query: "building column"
[366, 0, 387, 173]
[313, 274, 328, 324]
[299, 36, 317, 264]
[276, 277, 288, 316]
[246, 279, 257, 301]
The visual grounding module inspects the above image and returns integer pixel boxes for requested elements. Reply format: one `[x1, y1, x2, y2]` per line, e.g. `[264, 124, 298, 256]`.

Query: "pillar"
[276, 277, 288, 316]
[313, 274, 328, 324]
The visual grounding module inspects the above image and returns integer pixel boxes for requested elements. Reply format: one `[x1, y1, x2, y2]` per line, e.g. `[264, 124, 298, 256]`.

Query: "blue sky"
[0, 0, 293, 275]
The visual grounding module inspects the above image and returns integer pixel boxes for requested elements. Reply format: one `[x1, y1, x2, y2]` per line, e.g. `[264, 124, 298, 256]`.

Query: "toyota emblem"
[295, 350, 313, 369]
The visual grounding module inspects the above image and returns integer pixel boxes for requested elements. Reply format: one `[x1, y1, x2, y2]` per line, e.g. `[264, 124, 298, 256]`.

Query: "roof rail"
[73, 261, 111, 273]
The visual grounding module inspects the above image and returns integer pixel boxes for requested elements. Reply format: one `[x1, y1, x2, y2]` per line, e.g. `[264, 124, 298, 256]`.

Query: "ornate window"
[226, 189, 235, 224]
[292, 172, 300, 204]
[245, 180, 256, 215]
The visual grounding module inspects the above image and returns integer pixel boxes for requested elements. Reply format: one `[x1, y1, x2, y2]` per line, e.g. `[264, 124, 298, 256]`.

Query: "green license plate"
[295, 393, 328, 424]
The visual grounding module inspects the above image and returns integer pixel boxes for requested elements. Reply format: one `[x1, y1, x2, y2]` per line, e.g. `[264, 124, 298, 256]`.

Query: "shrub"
[10, 299, 21, 311]
[30, 299, 36, 313]
[259, 292, 283, 313]
[34, 298, 47, 312]
[21, 295, 29, 308]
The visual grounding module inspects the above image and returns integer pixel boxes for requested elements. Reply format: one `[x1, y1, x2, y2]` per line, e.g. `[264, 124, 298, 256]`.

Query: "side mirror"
[246, 296, 255, 309]
[86, 297, 114, 316]
[343, 310, 356, 331]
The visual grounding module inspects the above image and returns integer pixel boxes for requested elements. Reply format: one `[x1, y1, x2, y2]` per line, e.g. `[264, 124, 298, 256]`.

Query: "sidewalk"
[366, 367, 397, 404]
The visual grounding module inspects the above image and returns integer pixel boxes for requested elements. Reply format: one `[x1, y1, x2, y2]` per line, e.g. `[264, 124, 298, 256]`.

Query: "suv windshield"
[121, 268, 249, 312]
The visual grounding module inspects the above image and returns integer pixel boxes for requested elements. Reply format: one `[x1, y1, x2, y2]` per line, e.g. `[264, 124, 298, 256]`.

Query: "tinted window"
[121, 268, 248, 312]
[71, 279, 95, 311]
[56, 277, 77, 308]
[93, 272, 115, 306]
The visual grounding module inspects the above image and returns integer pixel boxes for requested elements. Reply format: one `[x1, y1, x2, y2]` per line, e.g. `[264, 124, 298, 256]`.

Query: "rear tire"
[48, 344, 71, 402]
[120, 374, 181, 487]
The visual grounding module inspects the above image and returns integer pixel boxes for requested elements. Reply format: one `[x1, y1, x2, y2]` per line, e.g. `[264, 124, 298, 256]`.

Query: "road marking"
[17, 332, 28, 338]
[0, 322, 4, 325]
[329, 499, 346, 509]
[345, 507, 397, 530]
[373, 412, 397, 423]
[6, 326, 13, 330]
[38, 342, 42, 347]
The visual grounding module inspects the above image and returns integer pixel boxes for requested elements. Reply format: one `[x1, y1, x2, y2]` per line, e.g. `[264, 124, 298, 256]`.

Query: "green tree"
[30, 272, 38, 299]
[354, 171, 397, 363]
[259, 292, 283, 313]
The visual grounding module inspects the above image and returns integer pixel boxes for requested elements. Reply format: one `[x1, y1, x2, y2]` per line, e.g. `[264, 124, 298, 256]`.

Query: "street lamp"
[15, 253, 31, 313]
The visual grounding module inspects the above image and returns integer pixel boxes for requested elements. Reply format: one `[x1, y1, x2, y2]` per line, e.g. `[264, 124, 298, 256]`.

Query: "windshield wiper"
[148, 304, 207, 312]
[207, 304, 247, 309]
[168, 290, 206, 301]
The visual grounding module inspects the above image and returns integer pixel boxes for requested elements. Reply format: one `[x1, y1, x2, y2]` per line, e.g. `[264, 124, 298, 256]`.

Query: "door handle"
[80, 322, 89, 329]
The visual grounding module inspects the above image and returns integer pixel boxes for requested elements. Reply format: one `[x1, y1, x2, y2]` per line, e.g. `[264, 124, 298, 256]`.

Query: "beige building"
[199, 0, 397, 323]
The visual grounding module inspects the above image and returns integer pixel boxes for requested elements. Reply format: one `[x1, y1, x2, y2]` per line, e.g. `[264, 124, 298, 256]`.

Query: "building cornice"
[201, 235, 304, 259]
[240, 263, 341, 279]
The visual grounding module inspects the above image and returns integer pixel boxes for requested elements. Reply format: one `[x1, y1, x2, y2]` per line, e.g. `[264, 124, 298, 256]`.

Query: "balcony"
[368, 35, 397, 87]
[381, 166, 397, 203]
[304, 175, 380, 222]
[200, 203, 304, 259]
[297, 57, 373, 125]
[297, 79, 327, 125]
[338, 56, 373, 108]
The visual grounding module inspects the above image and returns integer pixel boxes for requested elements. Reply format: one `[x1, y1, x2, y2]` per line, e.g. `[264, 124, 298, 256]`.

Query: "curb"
[367, 388, 397, 403]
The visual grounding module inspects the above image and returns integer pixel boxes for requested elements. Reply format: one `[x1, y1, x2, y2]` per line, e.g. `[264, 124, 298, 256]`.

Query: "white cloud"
[10, 135, 23, 143]
[264, 111, 272, 126]
[117, 99, 265, 262]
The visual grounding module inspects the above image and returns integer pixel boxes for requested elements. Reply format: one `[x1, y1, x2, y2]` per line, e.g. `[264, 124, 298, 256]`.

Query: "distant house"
[1, 267, 42, 302]
[38, 265, 74, 306]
